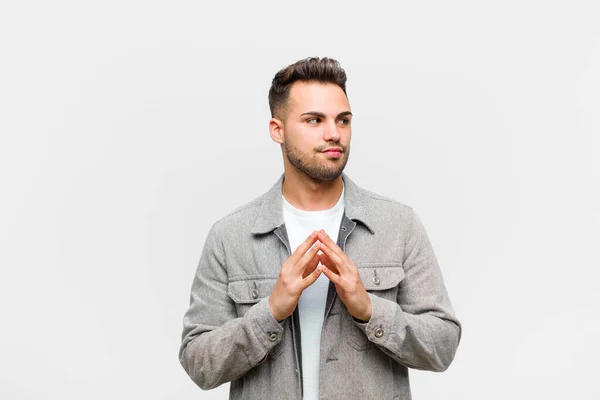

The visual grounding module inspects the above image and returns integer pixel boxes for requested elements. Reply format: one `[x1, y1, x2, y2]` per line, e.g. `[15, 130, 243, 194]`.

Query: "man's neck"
[281, 171, 344, 212]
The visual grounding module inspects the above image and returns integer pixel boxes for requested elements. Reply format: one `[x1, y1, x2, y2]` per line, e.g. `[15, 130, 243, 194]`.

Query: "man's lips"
[322, 148, 343, 158]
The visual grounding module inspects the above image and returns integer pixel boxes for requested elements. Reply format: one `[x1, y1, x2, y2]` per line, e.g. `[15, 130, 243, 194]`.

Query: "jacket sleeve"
[178, 224, 284, 389]
[353, 209, 462, 372]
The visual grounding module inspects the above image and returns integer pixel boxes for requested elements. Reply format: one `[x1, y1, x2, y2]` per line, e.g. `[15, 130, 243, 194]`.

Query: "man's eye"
[338, 118, 350, 125]
[307, 118, 320, 124]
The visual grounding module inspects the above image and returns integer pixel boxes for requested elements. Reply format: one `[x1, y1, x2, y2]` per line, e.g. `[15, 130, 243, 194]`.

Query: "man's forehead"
[287, 81, 350, 114]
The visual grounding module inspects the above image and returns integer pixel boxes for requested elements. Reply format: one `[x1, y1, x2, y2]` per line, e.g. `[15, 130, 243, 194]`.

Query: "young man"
[179, 57, 461, 399]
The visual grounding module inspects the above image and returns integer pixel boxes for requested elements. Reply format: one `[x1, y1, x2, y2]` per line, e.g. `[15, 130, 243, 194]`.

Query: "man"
[179, 57, 461, 399]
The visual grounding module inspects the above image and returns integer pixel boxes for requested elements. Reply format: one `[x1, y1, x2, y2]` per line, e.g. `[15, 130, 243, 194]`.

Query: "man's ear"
[269, 117, 285, 144]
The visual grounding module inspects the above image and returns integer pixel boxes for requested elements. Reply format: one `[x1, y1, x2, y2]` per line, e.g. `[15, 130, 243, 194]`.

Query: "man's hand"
[317, 229, 372, 322]
[268, 231, 323, 321]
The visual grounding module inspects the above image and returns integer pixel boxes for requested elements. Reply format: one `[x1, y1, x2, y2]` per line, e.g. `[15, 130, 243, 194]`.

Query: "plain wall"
[1, 1, 599, 399]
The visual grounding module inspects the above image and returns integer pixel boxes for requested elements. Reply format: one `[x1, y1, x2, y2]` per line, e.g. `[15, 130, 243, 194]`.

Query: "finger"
[320, 265, 342, 285]
[290, 231, 319, 262]
[297, 241, 321, 271]
[301, 264, 323, 289]
[302, 250, 321, 279]
[319, 242, 347, 274]
[317, 231, 347, 265]
[318, 252, 339, 275]
[317, 230, 344, 254]
[317, 230, 339, 249]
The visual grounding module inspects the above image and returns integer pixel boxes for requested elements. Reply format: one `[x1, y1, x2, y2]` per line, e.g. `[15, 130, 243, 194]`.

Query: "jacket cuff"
[246, 296, 285, 354]
[352, 293, 398, 346]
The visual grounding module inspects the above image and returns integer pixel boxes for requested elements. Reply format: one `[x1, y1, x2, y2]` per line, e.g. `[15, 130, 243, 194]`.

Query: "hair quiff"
[268, 57, 347, 120]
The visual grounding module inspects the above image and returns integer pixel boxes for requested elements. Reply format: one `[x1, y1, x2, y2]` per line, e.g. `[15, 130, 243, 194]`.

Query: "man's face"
[280, 81, 352, 182]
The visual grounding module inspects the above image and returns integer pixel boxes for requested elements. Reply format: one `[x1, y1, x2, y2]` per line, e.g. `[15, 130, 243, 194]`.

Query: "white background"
[1, 1, 599, 399]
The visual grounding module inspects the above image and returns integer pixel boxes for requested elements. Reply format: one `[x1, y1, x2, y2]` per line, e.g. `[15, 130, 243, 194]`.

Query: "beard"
[283, 140, 350, 182]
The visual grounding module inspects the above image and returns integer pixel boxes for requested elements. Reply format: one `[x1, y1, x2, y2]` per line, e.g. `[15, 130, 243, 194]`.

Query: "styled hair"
[268, 57, 347, 120]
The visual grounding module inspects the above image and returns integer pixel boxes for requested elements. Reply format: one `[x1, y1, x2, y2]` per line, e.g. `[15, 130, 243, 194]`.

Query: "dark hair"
[268, 57, 347, 120]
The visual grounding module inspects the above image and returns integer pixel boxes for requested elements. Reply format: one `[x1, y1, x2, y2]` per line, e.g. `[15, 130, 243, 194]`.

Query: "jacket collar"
[250, 172, 375, 235]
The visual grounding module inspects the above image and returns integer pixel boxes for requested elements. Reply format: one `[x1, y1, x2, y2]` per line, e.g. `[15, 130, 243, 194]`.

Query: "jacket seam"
[229, 274, 279, 281]
[403, 207, 416, 264]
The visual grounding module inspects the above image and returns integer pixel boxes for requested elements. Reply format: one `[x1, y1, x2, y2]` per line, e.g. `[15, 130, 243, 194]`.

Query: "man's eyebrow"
[300, 111, 353, 118]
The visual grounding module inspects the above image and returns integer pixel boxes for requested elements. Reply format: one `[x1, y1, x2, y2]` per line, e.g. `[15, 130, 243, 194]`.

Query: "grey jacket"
[179, 173, 461, 399]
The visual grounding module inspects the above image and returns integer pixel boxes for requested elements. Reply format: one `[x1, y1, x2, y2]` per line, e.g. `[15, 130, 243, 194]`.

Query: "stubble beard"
[283, 140, 350, 182]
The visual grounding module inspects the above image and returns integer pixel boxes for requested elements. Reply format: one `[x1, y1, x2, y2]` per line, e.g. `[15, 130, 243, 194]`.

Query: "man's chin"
[306, 168, 345, 183]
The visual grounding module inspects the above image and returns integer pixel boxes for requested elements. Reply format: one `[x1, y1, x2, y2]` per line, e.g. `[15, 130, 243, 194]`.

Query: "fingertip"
[310, 268, 322, 281]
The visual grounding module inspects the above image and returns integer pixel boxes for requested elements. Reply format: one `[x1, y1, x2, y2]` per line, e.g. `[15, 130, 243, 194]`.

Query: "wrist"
[268, 296, 284, 321]
[354, 295, 372, 322]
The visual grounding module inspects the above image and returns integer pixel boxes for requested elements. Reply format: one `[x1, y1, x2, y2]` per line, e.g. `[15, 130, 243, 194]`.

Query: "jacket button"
[269, 333, 278, 342]
[251, 289, 259, 299]
[374, 328, 384, 338]
[372, 276, 380, 285]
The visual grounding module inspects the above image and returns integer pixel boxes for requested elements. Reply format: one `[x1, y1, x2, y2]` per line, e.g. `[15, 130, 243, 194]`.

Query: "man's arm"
[353, 209, 462, 372]
[178, 224, 284, 390]
[319, 210, 461, 372]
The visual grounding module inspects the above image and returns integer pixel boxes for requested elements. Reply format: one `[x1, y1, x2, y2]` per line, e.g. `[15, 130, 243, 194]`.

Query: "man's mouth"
[322, 148, 343, 158]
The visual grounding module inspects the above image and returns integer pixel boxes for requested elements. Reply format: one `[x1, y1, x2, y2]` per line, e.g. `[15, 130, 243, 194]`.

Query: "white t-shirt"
[282, 184, 345, 400]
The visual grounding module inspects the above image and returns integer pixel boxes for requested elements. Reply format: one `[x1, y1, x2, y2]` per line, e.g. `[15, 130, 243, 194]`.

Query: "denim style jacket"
[179, 173, 461, 399]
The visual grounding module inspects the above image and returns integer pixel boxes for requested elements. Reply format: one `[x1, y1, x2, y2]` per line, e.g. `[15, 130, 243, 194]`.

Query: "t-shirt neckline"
[282, 182, 345, 219]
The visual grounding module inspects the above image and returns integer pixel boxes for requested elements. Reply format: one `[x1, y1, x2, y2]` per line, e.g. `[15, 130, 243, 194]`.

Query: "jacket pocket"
[227, 276, 284, 360]
[347, 263, 405, 351]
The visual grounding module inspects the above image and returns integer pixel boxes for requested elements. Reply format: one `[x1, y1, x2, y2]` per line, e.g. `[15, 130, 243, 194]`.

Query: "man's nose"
[322, 120, 341, 142]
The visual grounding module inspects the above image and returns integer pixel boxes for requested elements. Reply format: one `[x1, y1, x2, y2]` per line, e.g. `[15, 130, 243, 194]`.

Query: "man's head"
[268, 57, 352, 182]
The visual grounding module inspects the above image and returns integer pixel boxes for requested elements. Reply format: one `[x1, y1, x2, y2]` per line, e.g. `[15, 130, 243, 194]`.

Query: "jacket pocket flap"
[227, 278, 277, 304]
[357, 263, 405, 290]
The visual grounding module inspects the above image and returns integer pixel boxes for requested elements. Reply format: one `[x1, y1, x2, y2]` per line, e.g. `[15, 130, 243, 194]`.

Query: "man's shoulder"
[209, 188, 270, 234]
[351, 183, 424, 238]
[353, 181, 415, 218]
